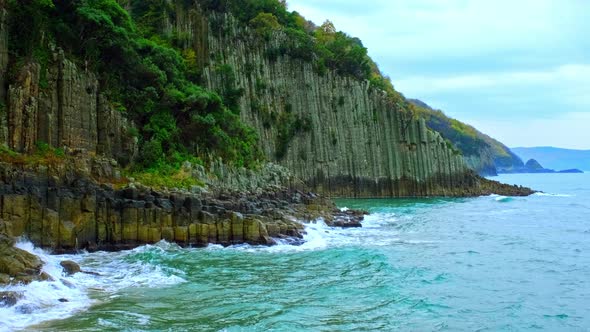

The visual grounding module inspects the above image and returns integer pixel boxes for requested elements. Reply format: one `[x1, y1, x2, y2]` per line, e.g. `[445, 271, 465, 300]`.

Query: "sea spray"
[0, 242, 93, 331]
[0, 241, 186, 331]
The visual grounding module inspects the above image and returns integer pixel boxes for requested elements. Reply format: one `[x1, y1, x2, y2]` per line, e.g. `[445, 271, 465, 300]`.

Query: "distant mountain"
[512, 147, 590, 171]
[498, 158, 583, 174]
[408, 99, 524, 175]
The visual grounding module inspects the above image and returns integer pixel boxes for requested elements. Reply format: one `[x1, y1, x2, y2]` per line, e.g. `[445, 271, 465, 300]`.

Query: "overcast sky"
[289, 0, 590, 149]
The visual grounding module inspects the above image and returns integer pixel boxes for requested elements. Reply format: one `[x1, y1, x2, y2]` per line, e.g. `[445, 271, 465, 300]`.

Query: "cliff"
[0, 4, 7, 105]
[0, 1, 486, 198]
[0, 0, 136, 162]
[149, 6, 477, 197]
[408, 99, 525, 176]
[0, 0, 536, 200]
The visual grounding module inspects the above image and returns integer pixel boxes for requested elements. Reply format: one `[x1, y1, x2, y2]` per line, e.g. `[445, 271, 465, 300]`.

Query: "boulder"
[60, 260, 81, 275]
[0, 234, 44, 285]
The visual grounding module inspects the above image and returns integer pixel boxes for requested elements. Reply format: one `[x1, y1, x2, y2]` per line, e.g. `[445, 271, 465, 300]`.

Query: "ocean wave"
[533, 192, 573, 197]
[487, 194, 514, 202]
[0, 240, 186, 331]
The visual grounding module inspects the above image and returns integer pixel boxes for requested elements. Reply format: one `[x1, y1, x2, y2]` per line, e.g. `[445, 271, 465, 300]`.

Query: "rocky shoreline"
[0, 157, 367, 285]
[0, 153, 535, 287]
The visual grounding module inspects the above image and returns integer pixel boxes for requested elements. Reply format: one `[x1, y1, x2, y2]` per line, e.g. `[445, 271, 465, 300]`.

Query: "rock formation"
[0, 1, 529, 199]
[0, 158, 362, 258]
[498, 158, 584, 174]
[146, 8, 474, 197]
[2, 49, 137, 164]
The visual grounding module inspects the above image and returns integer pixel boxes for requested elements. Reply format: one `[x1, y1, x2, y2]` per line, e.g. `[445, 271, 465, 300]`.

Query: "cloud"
[291, 0, 587, 61]
[467, 112, 590, 150]
[395, 64, 590, 96]
[288, 0, 590, 148]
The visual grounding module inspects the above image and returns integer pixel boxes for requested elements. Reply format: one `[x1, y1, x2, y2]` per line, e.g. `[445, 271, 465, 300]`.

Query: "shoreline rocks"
[0, 161, 366, 257]
[0, 156, 534, 285]
[0, 231, 48, 285]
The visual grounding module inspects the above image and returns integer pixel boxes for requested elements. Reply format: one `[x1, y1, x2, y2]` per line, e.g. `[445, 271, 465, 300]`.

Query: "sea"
[1, 173, 589, 331]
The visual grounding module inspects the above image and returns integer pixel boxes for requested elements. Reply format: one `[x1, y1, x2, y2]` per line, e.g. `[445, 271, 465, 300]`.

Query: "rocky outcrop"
[0, 230, 49, 285]
[0, 159, 361, 257]
[59, 260, 80, 275]
[2, 48, 137, 163]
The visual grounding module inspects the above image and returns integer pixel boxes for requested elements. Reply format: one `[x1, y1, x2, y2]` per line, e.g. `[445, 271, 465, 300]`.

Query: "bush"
[250, 12, 281, 37]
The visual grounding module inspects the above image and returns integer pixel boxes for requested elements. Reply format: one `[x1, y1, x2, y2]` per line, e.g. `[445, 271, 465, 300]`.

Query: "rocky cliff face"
[0, 1, 136, 163]
[159, 7, 473, 197]
[2, 50, 137, 163]
[0, 1, 523, 201]
[0, 4, 8, 118]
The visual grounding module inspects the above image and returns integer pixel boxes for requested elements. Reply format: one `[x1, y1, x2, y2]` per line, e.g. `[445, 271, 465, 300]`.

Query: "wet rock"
[39, 272, 54, 281]
[16, 303, 38, 314]
[60, 279, 76, 289]
[60, 260, 81, 275]
[0, 291, 22, 307]
[0, 234, 44, 285]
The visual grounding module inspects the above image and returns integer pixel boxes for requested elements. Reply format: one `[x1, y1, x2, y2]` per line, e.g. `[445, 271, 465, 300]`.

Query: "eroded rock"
[60, 261, 81, 276]
[0, 234, 44, 285]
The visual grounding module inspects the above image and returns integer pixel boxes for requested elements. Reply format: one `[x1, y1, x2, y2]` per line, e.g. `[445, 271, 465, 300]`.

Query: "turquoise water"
[2, 173, 590, 331]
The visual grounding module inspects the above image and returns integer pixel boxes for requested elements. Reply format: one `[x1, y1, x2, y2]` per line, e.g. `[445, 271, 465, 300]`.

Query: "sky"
[288, 0, 590, 149]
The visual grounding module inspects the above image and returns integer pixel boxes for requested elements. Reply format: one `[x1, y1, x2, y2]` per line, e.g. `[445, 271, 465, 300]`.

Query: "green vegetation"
[5, 0, 482, 175]
[0, 142, 65, 168]
[197, 1, 393, 85]
[275, 111, 312, 159]
[7, 0, 262, 171]
[413, 106, 487, 156]
[128, 167, 204, 190]
[408, 99, 523, 168]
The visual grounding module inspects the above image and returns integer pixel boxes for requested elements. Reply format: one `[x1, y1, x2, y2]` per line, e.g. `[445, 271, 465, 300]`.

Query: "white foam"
[226, 220, 332, 253]
[0, 240, 186, 331]
[214, 214, 405, 254]
[533, 192, 573, 197]
[0, 241, 94, 331]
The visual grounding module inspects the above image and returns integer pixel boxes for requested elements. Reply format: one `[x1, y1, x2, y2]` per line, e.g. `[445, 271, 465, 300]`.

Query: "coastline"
[0, 153, 534, 286]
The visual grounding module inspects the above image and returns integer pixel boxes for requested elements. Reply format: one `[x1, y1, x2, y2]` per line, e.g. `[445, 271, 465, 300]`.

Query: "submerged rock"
[0, 291, 22, 307]
[60, 261, 81, 276]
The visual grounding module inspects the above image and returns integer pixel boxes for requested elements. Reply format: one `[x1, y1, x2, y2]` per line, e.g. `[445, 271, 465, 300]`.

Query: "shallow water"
[2, 173, 590, 331]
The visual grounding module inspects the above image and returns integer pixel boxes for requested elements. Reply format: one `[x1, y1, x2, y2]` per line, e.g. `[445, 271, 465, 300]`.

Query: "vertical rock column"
[7, 63, 41, 152]
[0, 6, 8, 134]
[58, 56, 99, 152]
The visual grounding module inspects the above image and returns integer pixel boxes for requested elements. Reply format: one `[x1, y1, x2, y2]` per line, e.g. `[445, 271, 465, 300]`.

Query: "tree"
[249, 12, 281, 36]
